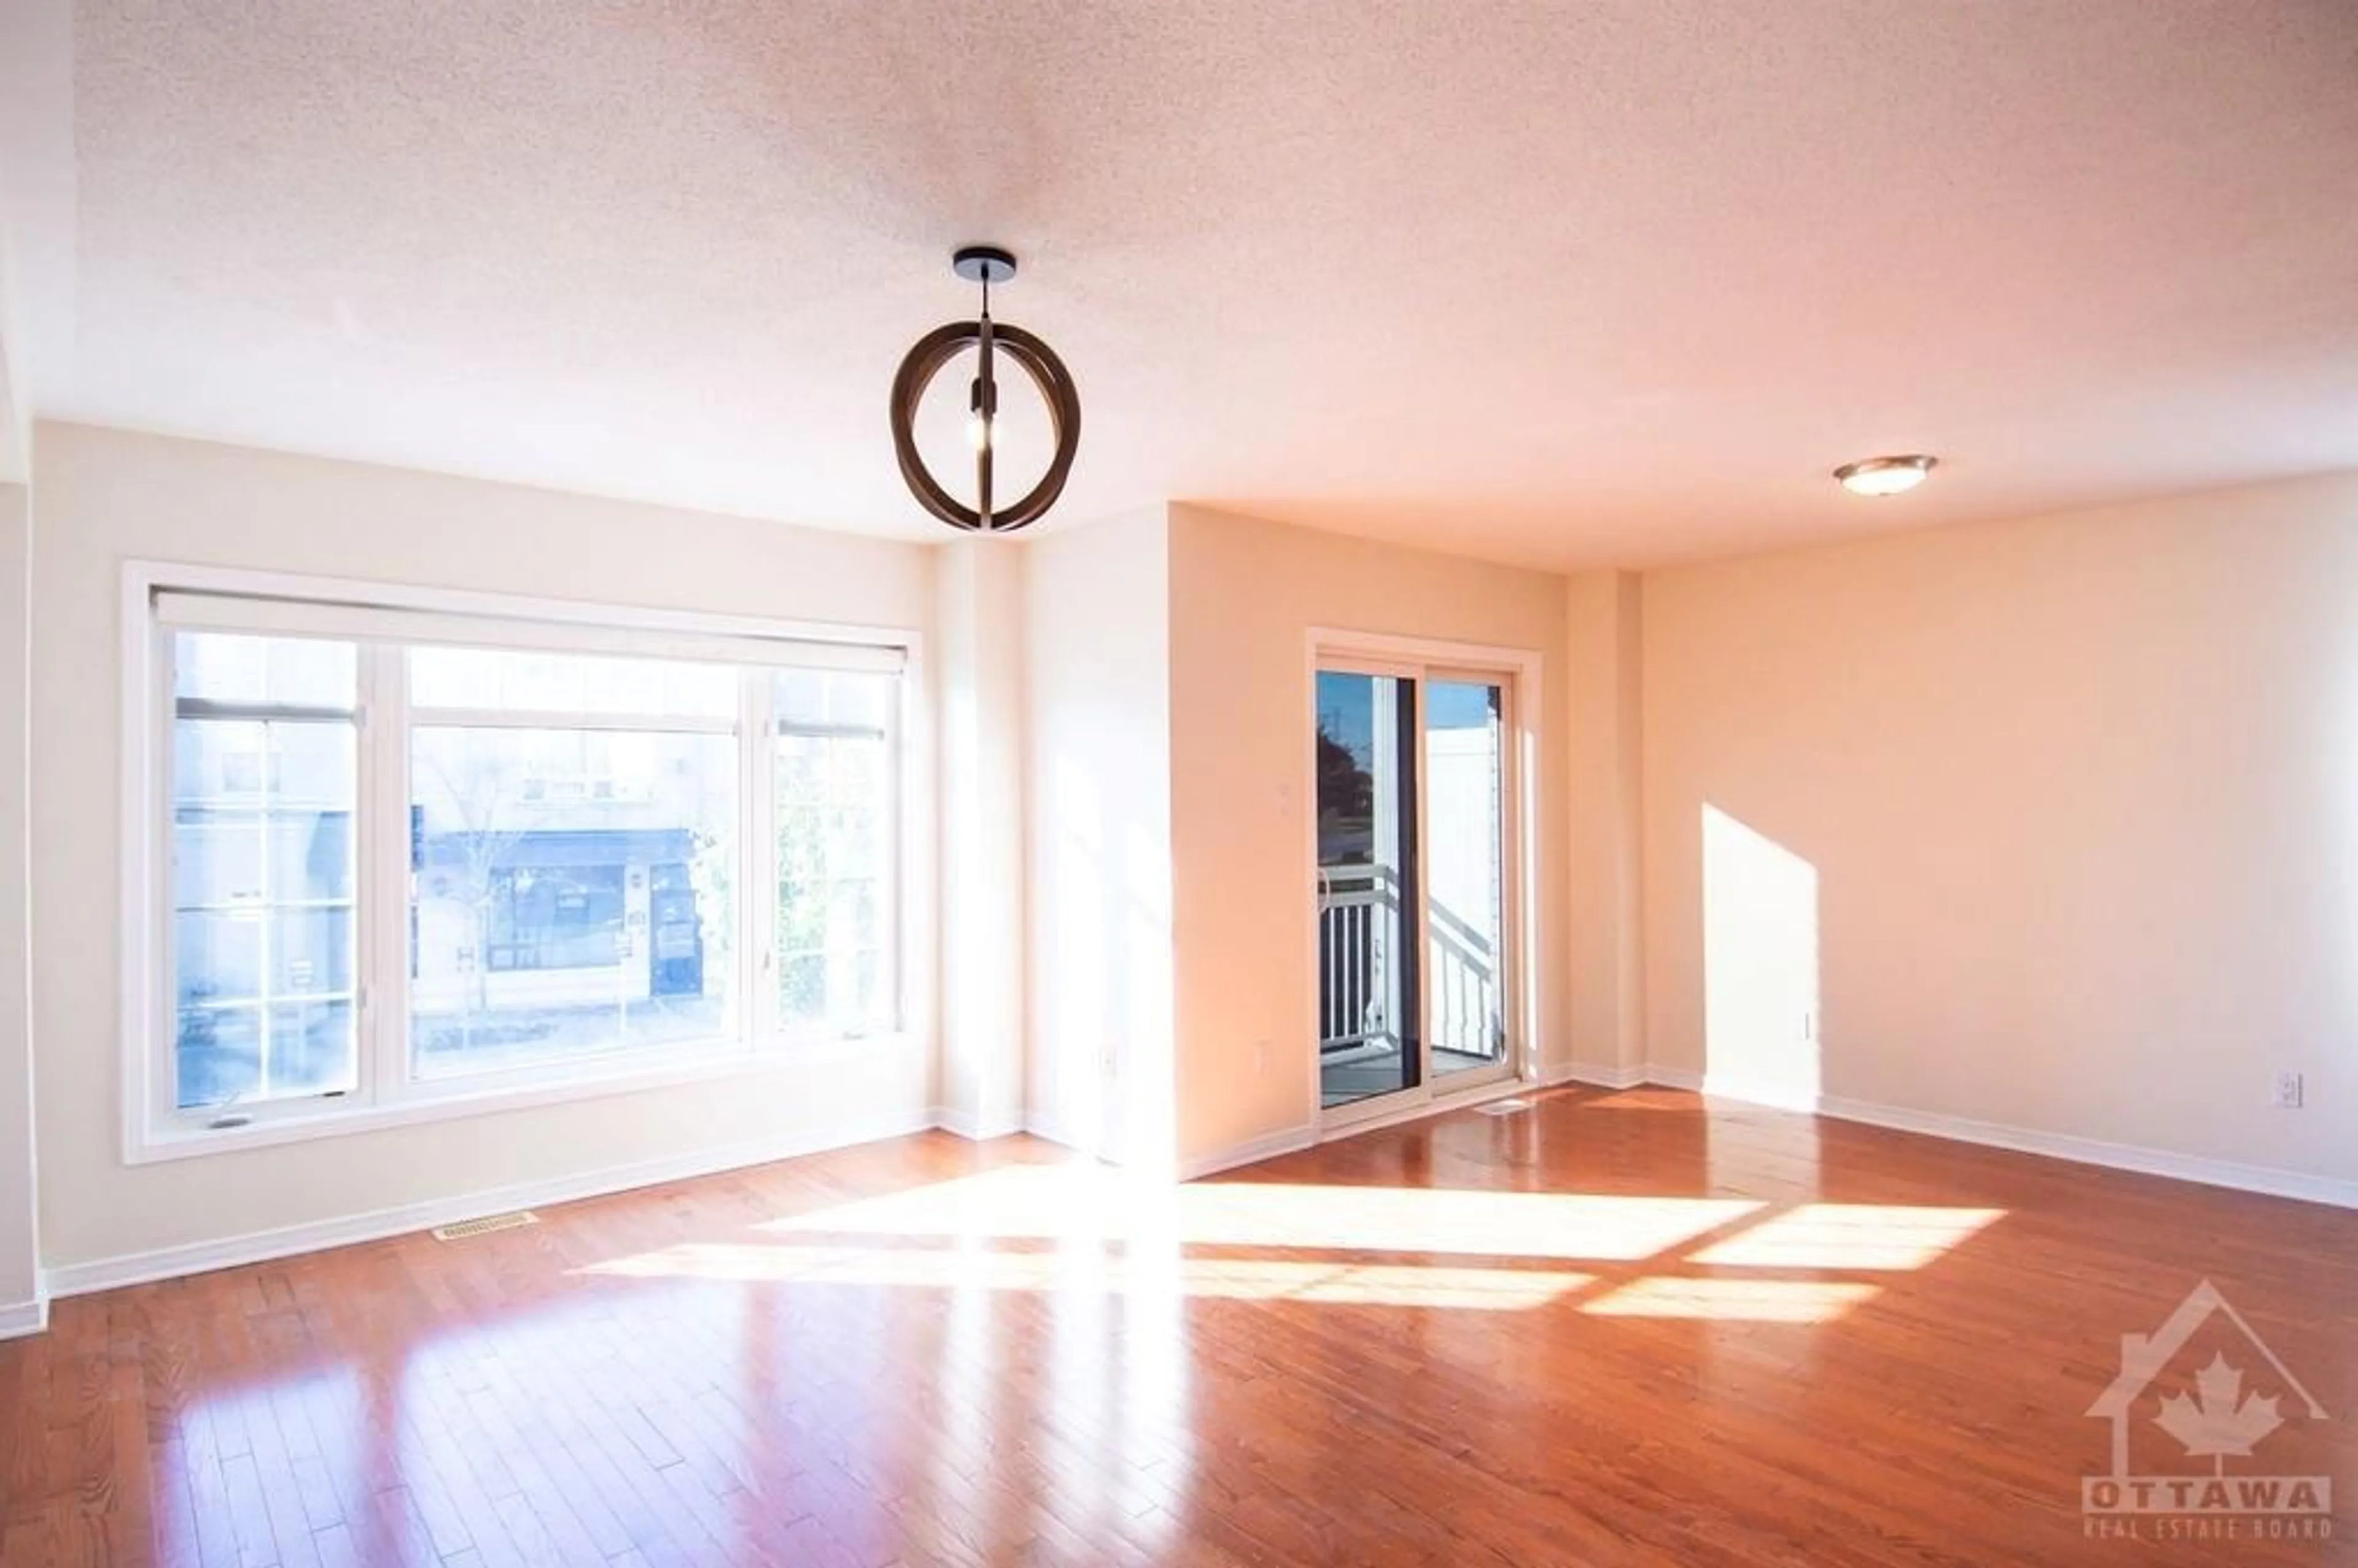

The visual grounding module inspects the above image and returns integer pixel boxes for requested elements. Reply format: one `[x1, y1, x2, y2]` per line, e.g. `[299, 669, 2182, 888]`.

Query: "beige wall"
[1022, 506, 1175, 1167]
[1565, 569, 1645, 1082]
[1165, 503, 1572, 1166]
[1641, 473, 2358, 1186]
[30, 422, 939, 1268]
[0, 482, 35, 1314]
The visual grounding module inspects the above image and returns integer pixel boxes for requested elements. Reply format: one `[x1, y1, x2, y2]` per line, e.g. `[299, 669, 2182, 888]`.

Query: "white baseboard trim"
[1543, 1060, 1646, 1090]
[1641, 1067, 2358, 1210]
[1020, 1109, 1084, 1153]
[0, 1297, 47, 1341]
[1177, 1122, 1317, 1181]
[44, 1104, 940, 1300]
[928, 1104, 1026, 1142]
[1813, 1092, 2358, 1210]
[1642, 1066, 1819, 1112]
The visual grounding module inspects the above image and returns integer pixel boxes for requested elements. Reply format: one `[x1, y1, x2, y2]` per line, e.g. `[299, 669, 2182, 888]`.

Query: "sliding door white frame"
[1423, 660, 1524, 1098]
[1304, 629, 1543, 1139]
[1309, 650, 1428, 1131]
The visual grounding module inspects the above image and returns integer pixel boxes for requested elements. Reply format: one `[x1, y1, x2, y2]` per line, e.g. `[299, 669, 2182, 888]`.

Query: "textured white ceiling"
[17, 0, 2358, 565]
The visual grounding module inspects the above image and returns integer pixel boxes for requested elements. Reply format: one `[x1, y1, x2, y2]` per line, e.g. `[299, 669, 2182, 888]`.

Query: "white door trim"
[1304, 628, 1544, 1137]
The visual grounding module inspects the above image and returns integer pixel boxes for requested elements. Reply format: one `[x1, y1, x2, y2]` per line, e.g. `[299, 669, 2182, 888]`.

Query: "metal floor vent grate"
[431, 1211, 540, 1241]
[1475, 1098, 1536, 1117]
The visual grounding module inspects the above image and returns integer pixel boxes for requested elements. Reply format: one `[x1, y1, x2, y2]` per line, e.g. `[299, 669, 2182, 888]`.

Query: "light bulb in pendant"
[967, 373, 996, 452]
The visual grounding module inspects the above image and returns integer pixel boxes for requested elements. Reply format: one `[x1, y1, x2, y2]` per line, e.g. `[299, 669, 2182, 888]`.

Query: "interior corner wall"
[1640, 472, 2358, 1187]
[0, 479, 37, 1324]
[1164, 503, 1573, 1170]
[28, 421, 940, 1271]
[1021, 506, 1177, 1168]
[1565, 569, 1644, 1081]
[935, 536, 1027, 1139]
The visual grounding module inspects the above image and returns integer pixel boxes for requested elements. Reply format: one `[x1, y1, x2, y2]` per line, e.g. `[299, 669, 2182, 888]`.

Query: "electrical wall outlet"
[2272, 1071, 2305, 1109]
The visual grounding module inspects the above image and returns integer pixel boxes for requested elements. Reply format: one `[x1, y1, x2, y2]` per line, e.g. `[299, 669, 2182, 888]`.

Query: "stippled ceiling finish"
[27, 1, 2358, 565]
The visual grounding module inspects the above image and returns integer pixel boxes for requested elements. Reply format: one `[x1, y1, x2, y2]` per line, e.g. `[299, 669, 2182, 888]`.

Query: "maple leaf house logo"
[2083, 1279, 2333, 1540]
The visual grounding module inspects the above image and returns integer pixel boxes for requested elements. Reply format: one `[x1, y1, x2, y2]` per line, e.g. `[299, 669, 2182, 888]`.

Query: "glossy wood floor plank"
[3, 1087, 2353, 1565]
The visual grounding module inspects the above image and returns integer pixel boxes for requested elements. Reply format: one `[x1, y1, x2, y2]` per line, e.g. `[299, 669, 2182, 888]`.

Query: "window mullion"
[255, 747, 276, 1103]
[745, 670, 776, 1053]
[364, 642, 411, 1105]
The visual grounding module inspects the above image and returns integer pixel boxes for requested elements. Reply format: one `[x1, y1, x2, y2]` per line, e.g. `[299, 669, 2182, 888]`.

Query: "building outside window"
[405, 648, 742, 1080]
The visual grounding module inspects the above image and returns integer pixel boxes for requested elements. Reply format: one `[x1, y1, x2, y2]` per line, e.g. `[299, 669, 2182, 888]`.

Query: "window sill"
[127, 1030, 922, 1165]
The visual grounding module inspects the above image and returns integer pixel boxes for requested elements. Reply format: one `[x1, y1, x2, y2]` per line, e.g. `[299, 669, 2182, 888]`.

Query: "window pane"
[171, 712, 358, 1111]
[176, 911, 262, 1004]
[174, 820, 264, 908]
[410, 725, 737, 1078]
[409, 646, 736, 721]
[174, 632, 356, 708]
[272, 908, 354, 995]
[267, 1000, 357, 1098]
[776, 669, 893, 733]
[268, 810, 356, 904]
[177, 1006, 262, 1107]
[776, 711, 895, 1034]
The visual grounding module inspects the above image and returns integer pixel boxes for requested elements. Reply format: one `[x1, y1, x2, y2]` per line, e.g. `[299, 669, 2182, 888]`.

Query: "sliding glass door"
[1315, 669, 1420, 1108]
[1424, 677, 1510, 1083]
[1314, 656, 1520, 1120]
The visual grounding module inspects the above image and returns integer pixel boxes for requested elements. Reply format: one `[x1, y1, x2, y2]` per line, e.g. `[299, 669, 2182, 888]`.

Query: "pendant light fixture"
[890, 246, 1081, 534]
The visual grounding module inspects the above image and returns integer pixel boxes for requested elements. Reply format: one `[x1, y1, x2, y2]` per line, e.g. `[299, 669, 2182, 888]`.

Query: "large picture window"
[133, 575, 912, 1155]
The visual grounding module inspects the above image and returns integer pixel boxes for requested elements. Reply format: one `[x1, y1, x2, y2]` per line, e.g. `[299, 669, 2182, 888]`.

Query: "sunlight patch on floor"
[756, 1165, 1764, 1262]
[1581, 1276, 1880, 1323]
[578, 1158, 2012, 1321]
[580, 1242, 1591, 1310]
[1687, 1203, 2007, 1271]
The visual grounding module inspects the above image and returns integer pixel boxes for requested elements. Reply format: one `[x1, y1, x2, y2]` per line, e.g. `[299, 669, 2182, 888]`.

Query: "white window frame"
[121, 561, 928, 1164]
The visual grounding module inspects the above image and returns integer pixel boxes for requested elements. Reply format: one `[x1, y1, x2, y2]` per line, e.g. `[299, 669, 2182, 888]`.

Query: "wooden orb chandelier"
[890, 246, 1082, 534]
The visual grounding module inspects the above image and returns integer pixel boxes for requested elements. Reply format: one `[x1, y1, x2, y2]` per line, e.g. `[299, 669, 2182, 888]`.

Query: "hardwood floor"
[2, 1086, 2352, 1566]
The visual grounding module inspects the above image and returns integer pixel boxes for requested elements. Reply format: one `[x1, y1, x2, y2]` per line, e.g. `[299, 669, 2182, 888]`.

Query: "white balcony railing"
[1318, 867, 1390, 1054]
[1317, 865, 1500, 1060]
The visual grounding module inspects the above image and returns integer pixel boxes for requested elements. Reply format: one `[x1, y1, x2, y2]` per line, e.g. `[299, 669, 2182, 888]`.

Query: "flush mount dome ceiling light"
[889, 246, 1081, 534]
[1834, 454, 1939, 497]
